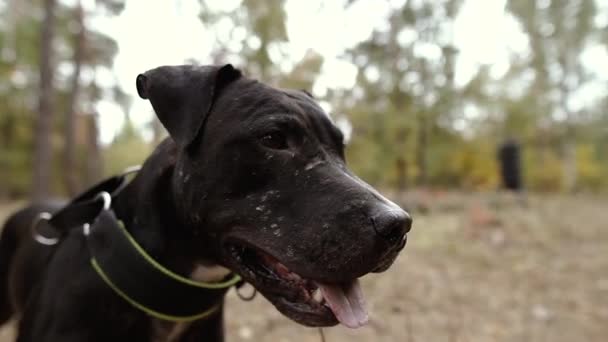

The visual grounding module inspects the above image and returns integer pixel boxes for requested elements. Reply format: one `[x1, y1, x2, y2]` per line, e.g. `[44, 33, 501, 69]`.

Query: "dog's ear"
[136, 64, 241, 148]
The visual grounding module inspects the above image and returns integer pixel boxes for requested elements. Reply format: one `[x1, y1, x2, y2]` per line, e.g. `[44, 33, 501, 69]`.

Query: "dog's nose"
[372, 209, 412, 243]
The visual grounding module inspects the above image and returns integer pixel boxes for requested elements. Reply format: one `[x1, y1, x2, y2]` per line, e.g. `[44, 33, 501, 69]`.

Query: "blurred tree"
[3, 0, 608, 197]
[63, 0, 125, 195]
[32, 0, 58, 201]
[63, 0, 85, 195]
[343, 0, 465, 189]
[200, 0, 288, 82]
[339, 0, 608, 192]
[85, 113, 102, 184]
[507, 0, 598, 192]
[278, 50, 324, 91]
[0, 0, 125, 198]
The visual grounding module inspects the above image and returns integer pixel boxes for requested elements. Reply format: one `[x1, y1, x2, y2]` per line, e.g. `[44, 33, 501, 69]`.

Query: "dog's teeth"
[313, 288, 323, 303]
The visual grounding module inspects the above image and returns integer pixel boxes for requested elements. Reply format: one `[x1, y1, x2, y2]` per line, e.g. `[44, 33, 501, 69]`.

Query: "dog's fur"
[0, 64, 411, 341]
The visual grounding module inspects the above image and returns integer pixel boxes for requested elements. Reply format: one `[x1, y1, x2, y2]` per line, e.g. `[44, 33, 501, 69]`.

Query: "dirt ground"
[0, 192, 606, 342]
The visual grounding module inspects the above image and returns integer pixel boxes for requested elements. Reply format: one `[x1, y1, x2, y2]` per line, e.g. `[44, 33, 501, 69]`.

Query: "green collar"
[86, 210, 241, 322]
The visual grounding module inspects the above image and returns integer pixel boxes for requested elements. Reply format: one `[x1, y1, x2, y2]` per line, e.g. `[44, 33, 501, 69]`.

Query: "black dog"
[0, 64, 412, 341]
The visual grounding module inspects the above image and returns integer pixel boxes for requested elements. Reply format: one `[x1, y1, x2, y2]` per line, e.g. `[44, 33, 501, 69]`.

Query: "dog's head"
[136, 64, 412, 328]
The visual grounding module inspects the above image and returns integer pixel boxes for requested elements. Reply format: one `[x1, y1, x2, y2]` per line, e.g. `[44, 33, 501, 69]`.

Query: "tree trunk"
[417, 113, 429, 187]
[395, 127, 408, 190]
[32, 0, 57, 201]
[395, 157, 407, 191]
[1, 113, 15, 148]
[86, 113, 103, 185]
[63, 1, 85, 196]
[562, 139, 577, 192]
[558, 62, 577, 192]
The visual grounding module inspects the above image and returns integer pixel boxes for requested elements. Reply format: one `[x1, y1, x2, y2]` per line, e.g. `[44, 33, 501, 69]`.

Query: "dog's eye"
[259, 131, 288, 150]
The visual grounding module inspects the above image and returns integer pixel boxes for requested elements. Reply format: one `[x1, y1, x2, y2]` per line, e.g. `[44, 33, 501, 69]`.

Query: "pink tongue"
[318, 279, 369, 329]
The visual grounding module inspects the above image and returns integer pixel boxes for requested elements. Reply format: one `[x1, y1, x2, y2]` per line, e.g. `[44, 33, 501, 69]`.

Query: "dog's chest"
[151, 264, 231, 342]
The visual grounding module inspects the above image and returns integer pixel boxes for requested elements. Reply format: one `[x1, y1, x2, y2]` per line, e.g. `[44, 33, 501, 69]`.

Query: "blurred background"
[0, 0, 607, 341]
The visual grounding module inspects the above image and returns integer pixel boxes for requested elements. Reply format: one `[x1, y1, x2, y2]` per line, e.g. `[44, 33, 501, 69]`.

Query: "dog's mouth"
[225, 242, 369, 328]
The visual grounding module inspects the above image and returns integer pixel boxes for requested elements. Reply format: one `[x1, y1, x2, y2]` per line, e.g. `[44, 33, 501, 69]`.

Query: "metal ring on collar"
[82, 223, 91, 236]
[95, 191, 112, 211]
[31, 212, 60, 246]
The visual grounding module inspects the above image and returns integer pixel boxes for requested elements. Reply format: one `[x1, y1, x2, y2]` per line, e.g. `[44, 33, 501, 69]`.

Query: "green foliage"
[2, 0, 608, 198]
[0, 0, 125, 198]
[278, 51, 323, 90]
[524, 147, 564, 192]
[338, 0, 608, 192]
[200, 0, 288, 80]
[576, 143, 606, 192]
[196, 0, 608, 193]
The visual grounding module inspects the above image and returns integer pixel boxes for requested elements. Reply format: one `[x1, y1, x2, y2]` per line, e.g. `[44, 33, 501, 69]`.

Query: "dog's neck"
[113, 141, 218, 275]
[112, 141, 230, 341]
[111, 145, 230, 341]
